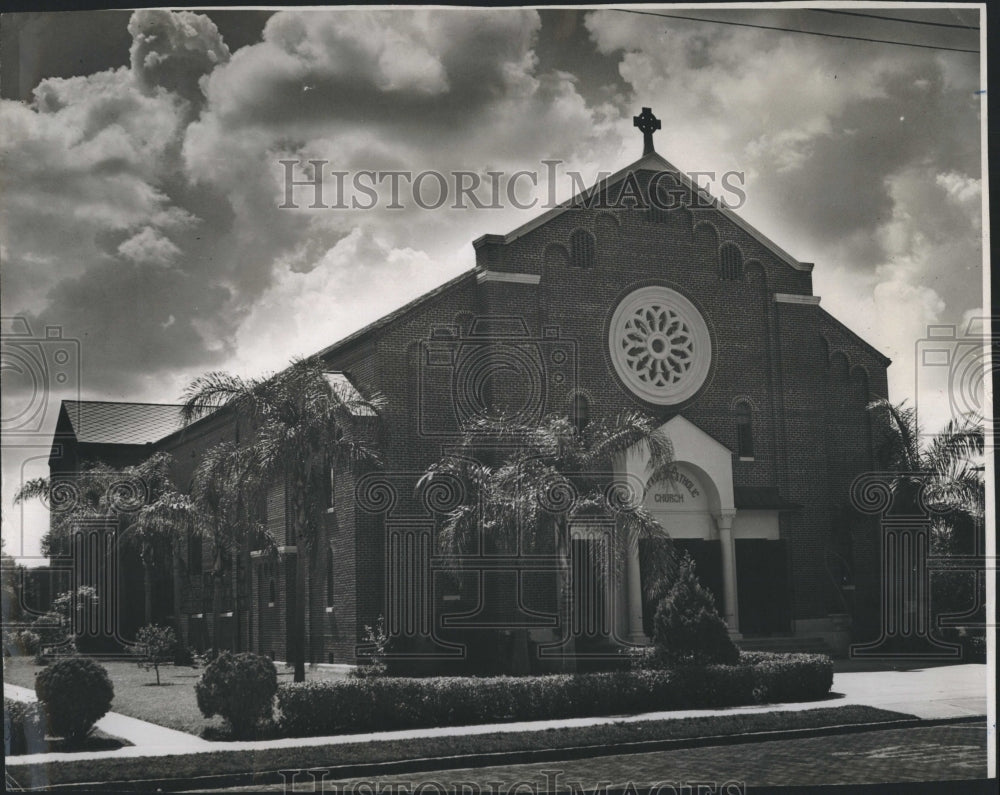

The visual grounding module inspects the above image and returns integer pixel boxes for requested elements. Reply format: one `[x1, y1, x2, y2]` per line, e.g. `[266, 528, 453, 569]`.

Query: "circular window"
[608, 286, 711, 405]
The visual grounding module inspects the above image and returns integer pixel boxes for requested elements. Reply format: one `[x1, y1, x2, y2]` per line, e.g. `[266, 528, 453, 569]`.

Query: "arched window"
[720, 242, 743, 280]
[735, 402, 754, 459]
[571, 394, 590, 432]
[569, 230, 595, 269]
[326, 551, 335, 608]
[327, 457, 336, 509]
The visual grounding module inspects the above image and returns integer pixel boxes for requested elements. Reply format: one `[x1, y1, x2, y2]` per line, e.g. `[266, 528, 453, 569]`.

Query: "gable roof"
[59, 400, 185, 445]
[313, 268, 477, 362]
[312, 151, 817, 364]
[494, 151, 812, 273]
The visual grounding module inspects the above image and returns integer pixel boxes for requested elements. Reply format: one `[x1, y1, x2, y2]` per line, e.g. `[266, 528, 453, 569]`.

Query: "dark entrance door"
[735, 539, 791, 635]
[640, 538, 722, 637]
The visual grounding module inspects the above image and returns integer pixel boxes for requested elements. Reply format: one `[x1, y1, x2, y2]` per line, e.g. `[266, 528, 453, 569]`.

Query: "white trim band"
[476, 270, 541, 285]
[774, 293, 821, 305]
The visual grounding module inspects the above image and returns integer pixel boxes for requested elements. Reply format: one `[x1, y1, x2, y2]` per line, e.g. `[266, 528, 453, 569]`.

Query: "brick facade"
[48, 152, 889, 663]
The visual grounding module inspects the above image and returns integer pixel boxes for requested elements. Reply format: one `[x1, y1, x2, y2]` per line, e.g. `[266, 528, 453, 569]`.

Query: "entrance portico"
[619, 415, 740, 641]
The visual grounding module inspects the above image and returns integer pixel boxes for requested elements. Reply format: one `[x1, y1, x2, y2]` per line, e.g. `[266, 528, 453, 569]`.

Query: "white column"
[627, 536, 648, 643]
[716, 511, 741, 637]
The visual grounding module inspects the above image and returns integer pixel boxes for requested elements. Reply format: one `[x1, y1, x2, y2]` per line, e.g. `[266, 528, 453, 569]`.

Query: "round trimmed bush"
[34, 656, 114, 742]
[195, 651, 277, 738]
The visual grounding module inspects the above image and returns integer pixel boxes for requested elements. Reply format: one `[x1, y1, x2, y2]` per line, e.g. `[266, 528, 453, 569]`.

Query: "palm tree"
[15, 452, 205, 630]
[189, 440, 269, 652]
[16, 461, 119, 558]
[868, 399, 984, 519]
[419, 410, 676, 672]
[865, 399, 985, 648]
[182, 358, 383, 682]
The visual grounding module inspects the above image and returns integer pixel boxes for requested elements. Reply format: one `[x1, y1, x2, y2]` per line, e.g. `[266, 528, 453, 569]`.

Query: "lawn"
[2, 657, 347, 736]
[4, 706, 920, 790]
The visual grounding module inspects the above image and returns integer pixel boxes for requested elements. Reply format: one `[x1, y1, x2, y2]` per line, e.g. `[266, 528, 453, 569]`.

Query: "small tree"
[350, 615, 389, 678]
[652, 552, 740, 666]
[131, 624, 177, 685]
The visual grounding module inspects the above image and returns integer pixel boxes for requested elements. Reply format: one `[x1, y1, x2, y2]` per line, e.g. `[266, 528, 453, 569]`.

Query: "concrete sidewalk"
[5, 663, 989, 766]
[832, 663, 988, 720]
[4, 683, 212, 751]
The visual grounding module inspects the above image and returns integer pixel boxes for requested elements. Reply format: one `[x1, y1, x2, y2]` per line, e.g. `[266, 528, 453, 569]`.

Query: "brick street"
[201, 722, 988, 792]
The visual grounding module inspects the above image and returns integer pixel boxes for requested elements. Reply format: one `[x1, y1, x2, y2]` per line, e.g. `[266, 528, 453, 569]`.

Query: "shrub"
[173, 643, 195, 667]
[652, 553, 740, 666]
[350, 616, 388, 679]
[738, 651, 834, 703]
[34, 657, 114, 742]
[4, 629, 41, 657]
[130, 624, 177, 685]
[32, 611, 72, 648]
[195, 652, 278, 738]
[4, 698, 47, 755]
[276, 652, 833, 737]
[34, 637, 78, 666]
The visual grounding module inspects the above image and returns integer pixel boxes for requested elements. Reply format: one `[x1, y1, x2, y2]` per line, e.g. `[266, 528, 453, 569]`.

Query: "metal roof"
[60, 401, 186, 445]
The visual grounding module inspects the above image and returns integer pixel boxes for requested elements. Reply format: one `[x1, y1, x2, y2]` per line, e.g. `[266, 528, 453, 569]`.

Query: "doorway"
[735, 539, 791, 635]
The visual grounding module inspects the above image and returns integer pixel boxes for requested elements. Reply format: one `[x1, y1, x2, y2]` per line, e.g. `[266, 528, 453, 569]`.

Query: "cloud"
[584, 8, 983, 358]
[0, 9, 984, 559]
[117, 226, 183, 266]
[128, 9, 230, 107]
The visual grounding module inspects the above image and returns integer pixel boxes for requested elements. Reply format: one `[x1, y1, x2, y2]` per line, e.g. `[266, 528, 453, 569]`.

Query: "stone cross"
[633, 107, 661, 155]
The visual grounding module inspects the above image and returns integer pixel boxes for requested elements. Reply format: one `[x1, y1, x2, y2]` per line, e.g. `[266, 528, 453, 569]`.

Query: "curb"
[8, 714, 986, 792]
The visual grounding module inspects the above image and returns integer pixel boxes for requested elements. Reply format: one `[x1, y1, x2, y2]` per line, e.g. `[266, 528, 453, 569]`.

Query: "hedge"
[276, 652, 833, 737]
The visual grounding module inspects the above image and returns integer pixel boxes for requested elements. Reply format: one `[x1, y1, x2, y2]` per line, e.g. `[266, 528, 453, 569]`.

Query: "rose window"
[608, 286, 711, 405]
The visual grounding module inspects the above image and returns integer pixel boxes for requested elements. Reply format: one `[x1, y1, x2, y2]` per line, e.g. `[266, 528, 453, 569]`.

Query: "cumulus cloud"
[0, 9, 984, 558]
[585, 8, 983, 420]
[129, 9, 230, 107]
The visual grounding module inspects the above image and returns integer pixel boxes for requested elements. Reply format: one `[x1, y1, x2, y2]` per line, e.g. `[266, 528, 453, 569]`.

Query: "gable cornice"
[497, 152, 812, 273]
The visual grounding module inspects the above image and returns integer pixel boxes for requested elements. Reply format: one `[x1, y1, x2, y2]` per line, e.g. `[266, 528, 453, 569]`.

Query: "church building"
[47, 110, 890, 666]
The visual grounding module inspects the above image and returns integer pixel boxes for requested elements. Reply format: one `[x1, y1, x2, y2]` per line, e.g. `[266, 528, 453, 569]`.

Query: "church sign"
[647, 465, 703, 507]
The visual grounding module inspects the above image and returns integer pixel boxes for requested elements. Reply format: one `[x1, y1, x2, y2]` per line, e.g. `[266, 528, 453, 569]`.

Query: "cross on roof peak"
[633, 107, 661, 155]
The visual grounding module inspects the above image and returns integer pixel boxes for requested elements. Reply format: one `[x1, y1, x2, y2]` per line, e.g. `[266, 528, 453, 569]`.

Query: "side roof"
[57, 401, 186, 445]
[53, 369, 375, 451]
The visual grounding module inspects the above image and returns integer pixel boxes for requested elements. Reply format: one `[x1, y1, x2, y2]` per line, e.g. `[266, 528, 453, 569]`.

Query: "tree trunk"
[212, 557, 223, 651]
[232, 543, 241, 652]
[172, 539, 185, 647]
[292, 479, 308, 682]
[143, 563, 153, 627]
[556, 521, 577, 673]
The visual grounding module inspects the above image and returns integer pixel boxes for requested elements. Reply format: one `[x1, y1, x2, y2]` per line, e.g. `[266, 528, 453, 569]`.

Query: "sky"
[0, 5, 986, 561]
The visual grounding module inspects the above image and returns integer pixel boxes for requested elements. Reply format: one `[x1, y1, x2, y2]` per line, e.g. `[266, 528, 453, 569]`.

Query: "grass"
[2, 656, 347, 736]
[4, 706, 917, 789]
